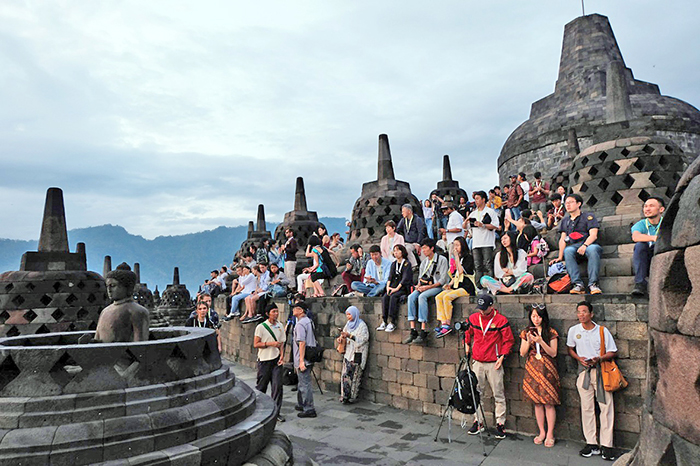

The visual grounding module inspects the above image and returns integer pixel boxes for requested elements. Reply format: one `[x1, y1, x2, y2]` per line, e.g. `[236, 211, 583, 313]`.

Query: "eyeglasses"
[531, 303, 546, 310]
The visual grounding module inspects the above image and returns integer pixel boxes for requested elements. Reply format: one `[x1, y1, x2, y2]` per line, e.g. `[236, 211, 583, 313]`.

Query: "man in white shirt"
[567, 301, 618, 461]
[439, 202, 464, 254]
[253, 303, 286, 422]
[351, 245, 392, 297]
[467, 191, 500, 288]
[518, 172, 531, 207]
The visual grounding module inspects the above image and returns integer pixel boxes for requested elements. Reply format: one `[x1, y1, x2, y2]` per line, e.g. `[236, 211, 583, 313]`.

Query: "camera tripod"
[434, 335, 490, 457]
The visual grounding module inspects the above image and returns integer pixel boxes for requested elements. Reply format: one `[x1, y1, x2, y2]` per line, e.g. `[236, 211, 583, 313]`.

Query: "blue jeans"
[268, 284, 287, 297]
[633, 242, 653, 285]
[407, 287, 442, 323]
[426, 218, 434, 239]
[351, 281, 387, 297]
[509, 206, 521, 221]
[564, 242, 602, 286]
[296, 366, 315, 413]
[230, 292, 250, 315]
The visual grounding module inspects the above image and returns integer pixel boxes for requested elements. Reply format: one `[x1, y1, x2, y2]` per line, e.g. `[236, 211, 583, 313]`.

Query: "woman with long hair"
[423, 199, 434, 239]
[296, 235, 327, 297]
[336, 306, 369, 404]
[434, 236, 475, 338]
[378, 244, 412, 333]
[480, 231, 534, 294]
[520, 304, 560, 447]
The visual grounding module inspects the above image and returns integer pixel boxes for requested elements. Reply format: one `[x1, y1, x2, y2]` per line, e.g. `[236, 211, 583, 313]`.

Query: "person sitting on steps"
[630, 196, 665, 296]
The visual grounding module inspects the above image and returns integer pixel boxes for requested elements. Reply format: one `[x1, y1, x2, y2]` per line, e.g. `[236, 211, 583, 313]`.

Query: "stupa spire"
[103, 255, 112, 278]
[256, 205, 266, 232]
[38, 187, 69, 252]
[442, 155, 453, 181]
[294, 177, 308, 212]
[172, 267, 180, 286]
[377, 134, 395, 181]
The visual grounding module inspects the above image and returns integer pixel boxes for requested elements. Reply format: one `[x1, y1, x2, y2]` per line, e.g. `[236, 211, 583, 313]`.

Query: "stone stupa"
[0, 187, 107, 338]
[348, 134, 422, 245]
[155, 267, 193, 326]
[430, 154, 468, 203]
[237, 205, 273, 259]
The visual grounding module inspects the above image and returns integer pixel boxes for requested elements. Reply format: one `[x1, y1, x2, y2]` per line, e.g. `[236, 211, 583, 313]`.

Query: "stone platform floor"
[229, 361, 618, 466]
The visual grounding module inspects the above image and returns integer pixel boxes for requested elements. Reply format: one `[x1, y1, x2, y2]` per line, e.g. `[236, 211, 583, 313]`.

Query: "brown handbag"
[336, 335, 346, 354]
[599, 326, 628, 392]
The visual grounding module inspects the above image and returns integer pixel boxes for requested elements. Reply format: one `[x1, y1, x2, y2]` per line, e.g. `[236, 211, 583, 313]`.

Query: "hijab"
[345, 305, 363, 332]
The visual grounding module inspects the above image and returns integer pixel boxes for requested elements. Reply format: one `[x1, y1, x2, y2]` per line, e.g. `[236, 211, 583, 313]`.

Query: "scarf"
[345, 306, 362, 332]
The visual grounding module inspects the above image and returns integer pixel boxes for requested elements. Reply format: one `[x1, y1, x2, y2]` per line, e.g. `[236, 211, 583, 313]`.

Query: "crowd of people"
[184, 170, 663, 461]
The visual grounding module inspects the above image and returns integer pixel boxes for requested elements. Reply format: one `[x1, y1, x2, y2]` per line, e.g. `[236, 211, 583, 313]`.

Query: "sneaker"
[223, 315, 234, 322]
[250, 314, 264, 323]
[495, 423, 507, 439]
[276, 414, 286, 423]
[601, 447, 617, 461]
[579, 444, 601, 457]
[631, 283, 646, 297]
[570, 283, 586, 294]
[412, 331, 427, 345]
[297, 410, 317, 418]
[436, 326, 453, 339]
[589, 283, 602, 295]
[385, 323, 396, 332]
[241, 317, 254, 324]
[467, 421, 485, 435]
[376, 322, 387, 331]
[402, 330, 417, 344]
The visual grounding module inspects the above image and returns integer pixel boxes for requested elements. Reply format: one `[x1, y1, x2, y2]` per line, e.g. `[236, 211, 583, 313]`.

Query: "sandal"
[544, 438, 555, 448]
[533, 435, 545, 445]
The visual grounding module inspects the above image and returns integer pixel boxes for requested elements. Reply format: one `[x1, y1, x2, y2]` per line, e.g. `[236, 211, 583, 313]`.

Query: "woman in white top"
[480, 231, 534, 294]
[423, 199, 434, 239]
[336, 306, 369, 404]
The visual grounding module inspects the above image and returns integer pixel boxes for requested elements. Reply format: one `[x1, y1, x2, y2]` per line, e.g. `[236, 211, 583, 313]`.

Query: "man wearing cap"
[396, 203, 427, 268]
[253, 303, 286, 422]
[439, 201, 464, 254]
[463, 294, 514, 439]
[292, 302, 317, 418]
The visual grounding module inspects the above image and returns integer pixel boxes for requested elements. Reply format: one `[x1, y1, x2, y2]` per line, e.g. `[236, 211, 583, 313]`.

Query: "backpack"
[319, 247, 338, 278]
[450, 368, 480, 414]
[547, 272, 572, 294]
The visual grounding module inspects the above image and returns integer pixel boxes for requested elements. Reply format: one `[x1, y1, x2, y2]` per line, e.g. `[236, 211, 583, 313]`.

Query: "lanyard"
[645, 217, 662, 234]
[196, 318, 208, 328]
[395, 260, 404, 276]
[478, 312, 497, 338]
[406, 216, 413, 233]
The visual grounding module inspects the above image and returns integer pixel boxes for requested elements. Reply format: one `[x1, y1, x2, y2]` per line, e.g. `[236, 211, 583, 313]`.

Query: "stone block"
[401, 385, 419, 400]
[393, 344, 409, 359]
[397, 371, 413, 385]
[417, 361, 436, 376]
[403, 359, 419, 373]
[426, 375, 440, 391]
[413, 373, 427, 388]
[408, 344, 424, 360]
[604, 303, 637, 321]
[617, 358, 647, 379]
[423, 402, 442, 416]
[616, 322, 648, 340]
[616, 413, 641, 433]
[387, 356, 401, 371]
[509, 400, 533, 417]
[380, 342, 395, 357]
[436, 364, 455, 378]
[391, 396, 409, 410]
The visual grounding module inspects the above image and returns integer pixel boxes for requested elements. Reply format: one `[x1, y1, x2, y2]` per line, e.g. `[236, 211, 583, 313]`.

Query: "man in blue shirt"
[549, 194, 603, 294]
[351, 245, 391, 297]
[630, 197, 665, 296]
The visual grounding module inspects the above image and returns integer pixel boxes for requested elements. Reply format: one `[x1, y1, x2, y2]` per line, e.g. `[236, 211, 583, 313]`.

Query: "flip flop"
[544, 438, 555, 448]
[533, 435, 545, 445]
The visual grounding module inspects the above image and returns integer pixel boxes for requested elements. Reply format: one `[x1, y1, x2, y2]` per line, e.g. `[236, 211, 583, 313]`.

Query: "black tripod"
[434, 338, 490, 457]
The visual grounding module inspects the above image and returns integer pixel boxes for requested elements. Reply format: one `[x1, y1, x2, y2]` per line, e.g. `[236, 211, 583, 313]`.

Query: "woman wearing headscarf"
[336, 306, 369, 404]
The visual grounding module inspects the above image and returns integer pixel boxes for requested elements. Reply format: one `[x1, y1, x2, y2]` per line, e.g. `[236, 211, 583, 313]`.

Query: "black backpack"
[450, 368, 480, 414]
[319, 247, 338, 278]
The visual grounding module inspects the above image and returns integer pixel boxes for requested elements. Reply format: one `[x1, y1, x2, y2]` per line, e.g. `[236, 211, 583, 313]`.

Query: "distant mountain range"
[0, 217, 349, 292]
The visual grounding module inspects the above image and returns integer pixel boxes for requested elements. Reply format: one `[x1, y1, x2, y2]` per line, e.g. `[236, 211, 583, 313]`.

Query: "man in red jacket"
[464, 294, 514, 439]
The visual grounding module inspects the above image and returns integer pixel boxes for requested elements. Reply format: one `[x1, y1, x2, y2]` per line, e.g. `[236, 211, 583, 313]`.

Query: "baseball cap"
[476, 294, 494, 310]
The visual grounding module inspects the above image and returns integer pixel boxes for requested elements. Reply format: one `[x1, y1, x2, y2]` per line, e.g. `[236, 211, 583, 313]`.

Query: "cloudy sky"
[1, 0, 698, 240]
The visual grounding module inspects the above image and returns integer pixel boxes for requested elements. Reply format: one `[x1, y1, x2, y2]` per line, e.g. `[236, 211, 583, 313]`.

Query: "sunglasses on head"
[531, 303, 546, 310]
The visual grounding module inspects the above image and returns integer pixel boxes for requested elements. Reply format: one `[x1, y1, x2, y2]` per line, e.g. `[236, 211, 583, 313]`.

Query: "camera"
[453, 321, 470, 332]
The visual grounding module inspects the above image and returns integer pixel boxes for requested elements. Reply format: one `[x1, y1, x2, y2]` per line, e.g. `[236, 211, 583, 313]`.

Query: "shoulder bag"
[599, 326, 628, 392]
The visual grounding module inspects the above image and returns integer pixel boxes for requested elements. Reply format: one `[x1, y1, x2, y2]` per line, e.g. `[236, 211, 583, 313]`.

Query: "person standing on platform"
[253, 303, 286, 422]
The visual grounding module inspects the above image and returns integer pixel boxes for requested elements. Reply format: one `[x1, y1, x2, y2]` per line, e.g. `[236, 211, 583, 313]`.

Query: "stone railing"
[218, 294, 648, 449]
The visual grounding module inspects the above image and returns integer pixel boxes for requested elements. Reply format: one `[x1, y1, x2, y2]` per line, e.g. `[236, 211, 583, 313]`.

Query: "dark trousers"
[472, 247, 495, 288]
[342, 271, 362, 290]
[382, 289, 408, 324]
[256, 357, 283, 412]
[633, 242, 654, 285]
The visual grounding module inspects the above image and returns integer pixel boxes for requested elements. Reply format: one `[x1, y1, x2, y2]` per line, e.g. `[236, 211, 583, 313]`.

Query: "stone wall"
[218, 294, 648, 449]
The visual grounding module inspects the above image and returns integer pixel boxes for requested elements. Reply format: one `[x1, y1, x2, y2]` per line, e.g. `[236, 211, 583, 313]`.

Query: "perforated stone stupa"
[155, 267, 193, 326]
[0, 188, 106, 338]
[348, 134, 422, 245]
[498, 14, 700, 184]
[237, 204, 273, 260]
[430, 155, 468, 203]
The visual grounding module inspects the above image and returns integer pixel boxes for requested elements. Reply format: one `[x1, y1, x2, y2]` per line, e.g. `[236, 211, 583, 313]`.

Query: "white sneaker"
[376, 322, 386, 331]
[385, 323, 396, 332]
